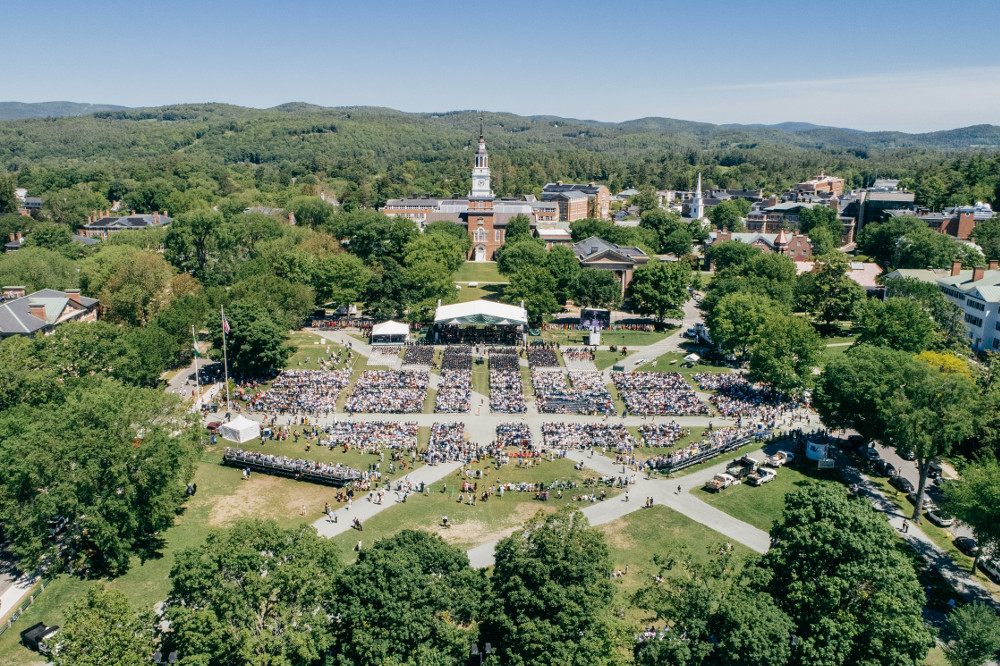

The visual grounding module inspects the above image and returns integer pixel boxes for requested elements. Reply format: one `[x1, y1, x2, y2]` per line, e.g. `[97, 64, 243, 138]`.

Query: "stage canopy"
[371, 319, 410, 345]
[220, 415, 261, 444]
[433, 299, 528, 326]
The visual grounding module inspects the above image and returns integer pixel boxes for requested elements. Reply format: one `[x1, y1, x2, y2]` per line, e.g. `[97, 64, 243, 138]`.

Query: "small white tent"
[371, 320, 410, 346]
[219, 415, 261, 444]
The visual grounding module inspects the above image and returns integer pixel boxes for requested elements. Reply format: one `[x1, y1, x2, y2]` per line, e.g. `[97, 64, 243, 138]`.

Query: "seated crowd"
[436, 369, 472, 413]
[403, 345, 435, 366]
[638, 421, 691, 448]
[321, 421, 419, 454]
[489, 350, 525, 413]
[245, 369, 351, 416]
[345, 370, 429, 413]
[542, 422, 637, 451]
[223, 447, 362, 481]
[695, 372, 800, 424]
[642, 425, 759, 471]
[496, 422, 532, 449]
[563, 347, 595, 362]
[527, 344, 560, 369]
[611, 371, 708, 416]
[532, 371, 615, 415]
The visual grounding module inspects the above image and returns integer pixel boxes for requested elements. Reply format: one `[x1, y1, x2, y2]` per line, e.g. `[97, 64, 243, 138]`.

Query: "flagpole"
[221, 306, 232, 414]
[192, 325, 204, 446]
[192, 325, 202, 411]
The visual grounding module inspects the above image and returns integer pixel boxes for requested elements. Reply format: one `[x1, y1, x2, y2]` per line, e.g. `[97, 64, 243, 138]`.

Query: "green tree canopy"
[705, 199, 750, 231]
[504, 264, 561, 327]
[762, 485, 934, 666]
[797, 204, 841, 238]
[0, 246, 79, 292]
[53, 586, 153, 666]
[208, 300, 293, 378]
[480, 509, 627, 666]
[853, 297, 936, 353]
[796, 253, 866, 326]
[164, 520, 341, 666]
[546, 244, 581, 305]
[969, 215, 1000, 262]
[706, 240, 761, 271]
[704, 291, 779, 360]
[311, 252, 373, 306]
[942, 602, 1000, 666]
[630, 260, 691, 325]
[505, 213, 533, 244]
[748, 313, 822, 395]
[574, 268, 623, 310]
[329, 530, 486, 666]
[943, 457, 1000, 573]
[497, 237, 548, 276]
[0, 378, 197, 573]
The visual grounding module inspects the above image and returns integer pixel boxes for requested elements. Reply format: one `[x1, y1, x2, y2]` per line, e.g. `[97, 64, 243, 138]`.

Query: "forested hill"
[0, 101, 127, 120]
[1, 103, 999, 173]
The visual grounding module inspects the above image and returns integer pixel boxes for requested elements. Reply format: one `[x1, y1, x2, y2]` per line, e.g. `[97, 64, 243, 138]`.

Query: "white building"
[884, 261, 1000, 351]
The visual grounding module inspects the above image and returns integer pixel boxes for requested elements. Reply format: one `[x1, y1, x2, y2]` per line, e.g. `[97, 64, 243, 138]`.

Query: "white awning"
[219, 415, 261, 444]
[433, 299, 528, 326]
[371, 320, 410, 337]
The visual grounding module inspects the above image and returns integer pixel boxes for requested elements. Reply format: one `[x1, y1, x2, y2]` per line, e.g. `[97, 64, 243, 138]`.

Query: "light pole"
[470, 642, 492, 665]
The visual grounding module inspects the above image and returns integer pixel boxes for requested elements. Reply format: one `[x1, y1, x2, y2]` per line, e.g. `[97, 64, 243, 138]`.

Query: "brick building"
[541, 182, 611, 220]
[0, 287, 99, 338]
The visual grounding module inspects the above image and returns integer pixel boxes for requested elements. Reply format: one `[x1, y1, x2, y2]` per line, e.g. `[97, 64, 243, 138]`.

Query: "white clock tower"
[470, 120, 492, 199]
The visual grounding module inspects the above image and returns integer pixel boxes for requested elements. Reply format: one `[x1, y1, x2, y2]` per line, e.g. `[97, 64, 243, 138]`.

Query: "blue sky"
[5, 0, 999, 131]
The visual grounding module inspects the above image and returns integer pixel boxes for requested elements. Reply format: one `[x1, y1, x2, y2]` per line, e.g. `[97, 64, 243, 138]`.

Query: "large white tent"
[219, 415, 261, 443]
[433, 299, 528, 326]
[370, 320, 410, 345]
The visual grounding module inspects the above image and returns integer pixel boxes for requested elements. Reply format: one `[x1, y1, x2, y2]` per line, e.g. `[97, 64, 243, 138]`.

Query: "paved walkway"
[311, 461, 463, 539]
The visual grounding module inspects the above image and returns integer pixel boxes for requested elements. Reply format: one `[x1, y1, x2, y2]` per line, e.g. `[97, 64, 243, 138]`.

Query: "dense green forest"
[1, 104, 999, 217]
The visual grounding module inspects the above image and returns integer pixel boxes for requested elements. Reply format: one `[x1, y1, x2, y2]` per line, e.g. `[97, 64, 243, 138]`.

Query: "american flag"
[221, 307, 230, 335]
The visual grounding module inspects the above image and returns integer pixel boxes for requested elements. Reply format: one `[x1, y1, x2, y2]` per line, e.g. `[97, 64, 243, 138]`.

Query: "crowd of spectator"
[612, 371, 708, 416]
[434, 326, 521, 346]
[563, 347, 595, 362]
[642, 425, 758, 471]
[403, 345, 435, 366]
[638, 422, 692, 448]
[441, 346, 473, 371]
[223, 447, 362, 482]
[371, 346, 402, 357]
[436, 369, 472, 413]
[496, 422, 532, 449]
[695, 373, 799, 423]
[321, 421, 419, 453]
[245, 369, 351, 416]
[489, 349, 525, 413]
[345, 370, 429, 413]
[532, 371, 615, 415]
[527, 344, 560, 369]
[541, 422, 636, 450]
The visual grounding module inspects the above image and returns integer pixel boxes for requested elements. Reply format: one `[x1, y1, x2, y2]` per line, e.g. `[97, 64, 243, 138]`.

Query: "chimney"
[557, 180, 563, 186]
[4, 286, 26, 299]
[28, 300, 46, 320]
[973, 266, 985, 282]
[16, 232, 21, 242]
[66, 289, 81, 306]
[952, 260, 962, 276]
[131, 210, 135, 216]
[87, 215, 92, 224]
[7, 233, 13, 242]
[163, 209, 168, 218]
[989, 260, 998, 271]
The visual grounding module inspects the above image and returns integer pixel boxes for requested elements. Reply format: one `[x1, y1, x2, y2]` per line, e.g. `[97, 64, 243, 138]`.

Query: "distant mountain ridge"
[0, 101, 128, 120]
[1, 101, 999, 153]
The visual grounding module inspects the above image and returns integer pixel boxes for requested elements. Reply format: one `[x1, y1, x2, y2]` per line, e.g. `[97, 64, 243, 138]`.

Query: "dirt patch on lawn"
[209, 475, 336, 527]
[599, 520, 636, 550]
[433, 503, 554, 549]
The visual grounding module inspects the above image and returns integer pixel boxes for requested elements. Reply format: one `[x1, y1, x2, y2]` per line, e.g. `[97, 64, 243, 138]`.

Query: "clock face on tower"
[476, 179, 486, 189]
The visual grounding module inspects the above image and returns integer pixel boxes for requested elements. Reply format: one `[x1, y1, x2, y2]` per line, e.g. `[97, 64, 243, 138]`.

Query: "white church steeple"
[690, 172, 705, 221]
[470, 119, 492, 199]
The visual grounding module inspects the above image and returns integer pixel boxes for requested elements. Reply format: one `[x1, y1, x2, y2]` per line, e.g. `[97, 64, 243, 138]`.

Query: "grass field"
[285, 331, 349, 370]
[453, 262, 507, 283]
[635, 351, 731, 387]
[541, 327, 672, 348]
[601, 506, 751, 627]
[454, 283, 505, 303]
[697, 462, 841, 531]
[330, 456, 622, 557]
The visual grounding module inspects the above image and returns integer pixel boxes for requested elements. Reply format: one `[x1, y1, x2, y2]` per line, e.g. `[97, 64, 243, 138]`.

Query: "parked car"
[747, 468, 777, 486]
[955, 536, 980, 557]
[847, 434, 865, 449]
[864, 447, 880, 462]
[874, 460, 897, 477]
[206, 421, 223, 434]
[889, 476, 915, 493]
[908, 490, 933, 508]
[704, 473, 739, 493]
[980, 557, 1000, 583]
[927, 507, 955, 527]
[902, 450, 916, 461]
[928, 460, 944, 479]
[764, 451, 795, 468]
[20, 623, 59, 656]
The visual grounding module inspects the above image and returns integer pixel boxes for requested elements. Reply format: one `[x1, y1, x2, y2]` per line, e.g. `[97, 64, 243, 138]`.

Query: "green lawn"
[454, 283, 505, 303]
[541, 328, 672, 348]
[635, 351, 731, 387]
[594, 350, 632, 371]
[285, 331, 349, 370]
[818, 343, 849, 365]
[453, 262, 507, 283]
[600, 506, 751, 627]
[331, 457, 621, 558]
[698, 462, 841, 531]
